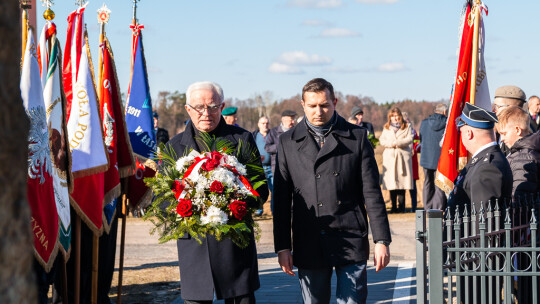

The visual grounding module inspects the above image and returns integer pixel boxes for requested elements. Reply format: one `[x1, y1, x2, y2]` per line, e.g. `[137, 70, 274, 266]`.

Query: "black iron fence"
[416, 197, 540, 303]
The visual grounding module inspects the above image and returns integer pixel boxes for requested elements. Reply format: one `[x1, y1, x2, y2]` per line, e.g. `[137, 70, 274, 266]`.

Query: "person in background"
[527, 95, 540, 132]
[273, 78, 391, 304]
[496, 105, 540, 304]
[493, 85, 527, 155]
[351, 106, 374, 135]
[252, 116, 273, 216]
[402, 112, 419, 212]
[347, 115, 358, 125]
[153, 112, 170, 145]
[419, 103, 448, 210]
[379, 107, 414, 213]
[265, 110, 297, 174]
[222, 106, 239, 126]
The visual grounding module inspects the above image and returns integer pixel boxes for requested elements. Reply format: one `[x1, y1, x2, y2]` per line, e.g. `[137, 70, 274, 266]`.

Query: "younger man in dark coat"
[273, 78, 391, 304]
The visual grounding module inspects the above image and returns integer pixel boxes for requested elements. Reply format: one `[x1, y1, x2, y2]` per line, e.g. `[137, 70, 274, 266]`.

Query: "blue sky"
[37, 0, 540, 104]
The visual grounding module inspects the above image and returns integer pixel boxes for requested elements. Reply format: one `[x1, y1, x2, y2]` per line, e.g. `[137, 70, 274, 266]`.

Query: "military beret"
[456, 103, 498, 129]
[351, 106, 363, 117]
[222, 107, 238, 116]
[281, 110, 297, 117]
[494, 85, 526, 103]
[153, 112, 159, 119]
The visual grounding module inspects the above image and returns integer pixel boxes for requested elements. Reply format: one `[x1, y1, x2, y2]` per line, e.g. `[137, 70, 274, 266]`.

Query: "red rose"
[176, 198, 193, 217]
[230, 200, 248, 220]
[209, 181, 224, 193]
[202, 159, 219, 171]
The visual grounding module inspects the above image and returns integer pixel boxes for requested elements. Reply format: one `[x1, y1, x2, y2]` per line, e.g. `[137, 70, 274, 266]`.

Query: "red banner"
[99, 38, 135, 232]
[435, 3, 475, 194]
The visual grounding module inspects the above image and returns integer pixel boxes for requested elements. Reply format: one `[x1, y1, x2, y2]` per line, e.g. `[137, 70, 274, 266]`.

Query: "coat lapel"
[291, 122, 318, 167]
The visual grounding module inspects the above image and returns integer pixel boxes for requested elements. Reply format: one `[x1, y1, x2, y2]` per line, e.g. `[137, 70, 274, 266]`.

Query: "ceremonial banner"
[99, 38, 135, 232]
[21, 28, 60, 272]
[64, 6, 109, 234]
[436, 2, 490, 194]
[38, 21, 73, 258]
[125, 24, 157, 208]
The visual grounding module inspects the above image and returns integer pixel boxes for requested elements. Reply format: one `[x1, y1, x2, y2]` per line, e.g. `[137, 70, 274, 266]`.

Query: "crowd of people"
[131, 80, 540, 304]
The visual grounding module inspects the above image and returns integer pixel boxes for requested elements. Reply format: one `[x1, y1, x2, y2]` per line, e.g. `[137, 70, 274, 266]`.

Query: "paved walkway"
[168, 213, 418, 303]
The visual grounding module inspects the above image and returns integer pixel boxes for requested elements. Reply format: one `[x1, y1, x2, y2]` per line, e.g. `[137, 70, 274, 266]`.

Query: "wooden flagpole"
[469, 0, 482, 105]
[20, 1, 30, 64]
[73, 3, 87, 304]
[117, 3, 140, 303]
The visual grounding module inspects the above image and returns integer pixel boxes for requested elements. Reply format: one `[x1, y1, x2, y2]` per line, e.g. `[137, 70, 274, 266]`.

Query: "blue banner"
[125, 33, 156, 159]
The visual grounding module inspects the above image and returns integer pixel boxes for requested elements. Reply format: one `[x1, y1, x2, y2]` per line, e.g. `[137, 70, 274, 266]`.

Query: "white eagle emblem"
[27, 106, 52, 184]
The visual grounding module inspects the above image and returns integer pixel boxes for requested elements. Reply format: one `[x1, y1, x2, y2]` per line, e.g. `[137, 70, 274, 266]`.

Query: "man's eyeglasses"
[188, 103, 222, 113]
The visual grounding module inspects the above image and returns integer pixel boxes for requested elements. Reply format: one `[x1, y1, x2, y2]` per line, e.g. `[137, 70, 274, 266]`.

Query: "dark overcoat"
[447, 144, 513, 214]
[273, 115, 391, 269]
[167, 119, 269, 300]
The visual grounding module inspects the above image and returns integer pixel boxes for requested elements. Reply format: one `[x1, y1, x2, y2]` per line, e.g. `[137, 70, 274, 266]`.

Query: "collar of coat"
[178, 117, 233, 150]
[290, 113, 351, 142]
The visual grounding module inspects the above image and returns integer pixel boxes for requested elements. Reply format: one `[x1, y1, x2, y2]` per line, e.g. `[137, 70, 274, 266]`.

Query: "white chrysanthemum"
[191, 175, 211, 195]
[176, 155, 195, 173]
[200, 206, 228, 225]
[209, 167, 236, 186]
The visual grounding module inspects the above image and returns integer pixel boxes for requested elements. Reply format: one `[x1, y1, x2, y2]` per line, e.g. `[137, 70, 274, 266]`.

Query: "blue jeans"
[256, 166, 273, 214]
[298, 261, 367, 304]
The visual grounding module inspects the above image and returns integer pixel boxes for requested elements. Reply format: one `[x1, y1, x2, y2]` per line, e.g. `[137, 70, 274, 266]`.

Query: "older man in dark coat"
[167, 81, 268, 304]
[273, 78, 391, 304]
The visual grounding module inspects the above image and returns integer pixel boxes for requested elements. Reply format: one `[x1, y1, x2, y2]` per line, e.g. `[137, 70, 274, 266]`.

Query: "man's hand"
[261, 155, 265, 161]
[278, 250, 295, 276]
[373, 243, 390, 272]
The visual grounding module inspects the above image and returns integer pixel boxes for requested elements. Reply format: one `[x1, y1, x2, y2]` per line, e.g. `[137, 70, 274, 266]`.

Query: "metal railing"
[416, 197, 540, 303]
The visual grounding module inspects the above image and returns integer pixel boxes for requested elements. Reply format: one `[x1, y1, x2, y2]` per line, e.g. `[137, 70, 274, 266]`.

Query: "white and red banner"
[436, 2, 491, 194]
[38, 21, 73, 258]
[64, 6, 109, 235]
[99, 38, 135, 233]
[21, 28, 60, 272]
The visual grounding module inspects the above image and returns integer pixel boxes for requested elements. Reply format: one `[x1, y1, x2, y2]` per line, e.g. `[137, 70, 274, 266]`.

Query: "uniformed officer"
[448, 103, 513, 214]
[447, 103, 513, 304]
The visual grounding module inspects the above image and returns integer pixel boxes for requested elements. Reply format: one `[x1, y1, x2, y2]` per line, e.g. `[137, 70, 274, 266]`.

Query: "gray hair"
[186, 81, 224, 105]
[435, 103, 448, 114]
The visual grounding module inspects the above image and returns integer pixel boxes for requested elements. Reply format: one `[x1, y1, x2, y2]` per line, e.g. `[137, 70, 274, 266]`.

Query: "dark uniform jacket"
[166, 119, 269, 300]
[507, 132, 540, 198]
[273, 115, 391, 269]
[447, 144, 512, 214]
[265, 124, 286, 172]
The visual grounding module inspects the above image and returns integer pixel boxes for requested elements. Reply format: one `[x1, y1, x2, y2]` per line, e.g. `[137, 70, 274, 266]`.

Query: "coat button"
[318, 202, 323, 207]
[337, 200, 341, 205]
[315, 173, 321, 179]
[333, 171, 339, 176]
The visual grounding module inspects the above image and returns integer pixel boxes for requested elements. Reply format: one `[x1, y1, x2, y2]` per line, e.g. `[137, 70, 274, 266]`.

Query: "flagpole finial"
[97, 4, 111, 25]
[19, 0, 32, 10]
[40, 0, 55, 21]
[132, 0, 141, 24]
[75, 0, 88, 8]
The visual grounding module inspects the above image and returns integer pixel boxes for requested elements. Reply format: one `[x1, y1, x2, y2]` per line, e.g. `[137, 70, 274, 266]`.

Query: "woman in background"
[402, 112, 420, 212]
[380, 107, 414, 213]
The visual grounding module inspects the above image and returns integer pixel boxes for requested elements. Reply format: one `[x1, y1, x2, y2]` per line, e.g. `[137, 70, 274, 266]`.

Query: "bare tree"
[0, 1, 37, 302]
